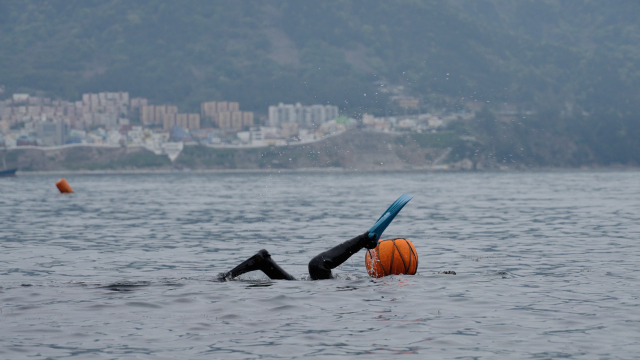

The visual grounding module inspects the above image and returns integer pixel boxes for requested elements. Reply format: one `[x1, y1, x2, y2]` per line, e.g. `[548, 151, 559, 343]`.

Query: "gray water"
[1, 171, 639, 359]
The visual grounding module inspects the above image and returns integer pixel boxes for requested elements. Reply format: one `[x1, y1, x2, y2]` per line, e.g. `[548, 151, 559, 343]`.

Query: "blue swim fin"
[368, 194, 413, 241]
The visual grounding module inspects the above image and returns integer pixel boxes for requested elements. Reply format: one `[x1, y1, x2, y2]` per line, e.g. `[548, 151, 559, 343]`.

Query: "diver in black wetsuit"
[221, 232, 377, 280]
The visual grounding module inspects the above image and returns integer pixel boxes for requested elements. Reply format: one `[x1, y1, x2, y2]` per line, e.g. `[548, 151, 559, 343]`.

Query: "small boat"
[0, 168, 17, 177]
[0, 149, 17, 176]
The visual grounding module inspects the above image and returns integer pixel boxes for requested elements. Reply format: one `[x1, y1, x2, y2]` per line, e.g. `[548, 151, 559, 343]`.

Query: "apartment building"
[162, 113, 200, 131]
[201, 100, 253, 130]
[142, 105, 178, 126]
[268, 103, 339, 127]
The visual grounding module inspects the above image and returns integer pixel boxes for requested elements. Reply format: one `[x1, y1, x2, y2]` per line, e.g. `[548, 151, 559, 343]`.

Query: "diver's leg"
[308, 232, 376, 280]
[224, 249, 296, 280]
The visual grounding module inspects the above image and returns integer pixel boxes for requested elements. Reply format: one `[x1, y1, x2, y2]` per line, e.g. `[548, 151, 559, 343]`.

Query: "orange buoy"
[365, 238, 418, 278]
[56, 178, 74, 193]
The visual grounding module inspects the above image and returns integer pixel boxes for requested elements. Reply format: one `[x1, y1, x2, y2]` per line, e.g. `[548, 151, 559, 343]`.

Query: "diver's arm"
[308, 232, 376, 280]
[223, 249, 296, 281]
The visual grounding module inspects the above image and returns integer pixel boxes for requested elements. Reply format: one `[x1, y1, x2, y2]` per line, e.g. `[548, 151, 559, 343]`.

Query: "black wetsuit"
[222, 232, 377, 280]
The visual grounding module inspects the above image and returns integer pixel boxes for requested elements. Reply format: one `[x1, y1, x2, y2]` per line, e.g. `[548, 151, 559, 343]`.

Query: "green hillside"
[1, 0, 639, 165]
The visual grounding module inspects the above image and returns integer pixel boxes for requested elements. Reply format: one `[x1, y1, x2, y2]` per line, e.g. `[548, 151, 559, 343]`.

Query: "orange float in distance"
[365, 238, 418, 278]
[56, 178, 74, 193]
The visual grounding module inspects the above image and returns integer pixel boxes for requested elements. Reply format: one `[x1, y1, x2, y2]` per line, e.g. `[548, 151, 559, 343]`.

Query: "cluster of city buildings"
[0, 90, 350, 156]
[0, 92, 131, 131]
[1, 88, 491, 153]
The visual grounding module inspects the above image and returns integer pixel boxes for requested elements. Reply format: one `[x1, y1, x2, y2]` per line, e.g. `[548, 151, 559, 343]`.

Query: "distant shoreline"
[5, 130, 639, 175]
[14, 165, 639, 176]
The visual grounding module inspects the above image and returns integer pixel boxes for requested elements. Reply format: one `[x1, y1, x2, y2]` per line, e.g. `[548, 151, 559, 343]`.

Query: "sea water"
[1, 171, 639, 359]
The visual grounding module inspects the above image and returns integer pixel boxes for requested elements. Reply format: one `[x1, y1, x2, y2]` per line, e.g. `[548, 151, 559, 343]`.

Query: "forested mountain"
[1, 0, 639, 165]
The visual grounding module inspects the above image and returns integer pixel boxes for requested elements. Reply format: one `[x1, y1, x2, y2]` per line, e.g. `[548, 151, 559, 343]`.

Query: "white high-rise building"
[268, 103, 339, 127]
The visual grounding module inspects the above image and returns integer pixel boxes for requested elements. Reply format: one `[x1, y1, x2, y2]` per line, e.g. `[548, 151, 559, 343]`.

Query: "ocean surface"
[1, 171, 639, 359]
